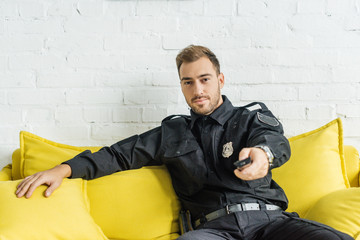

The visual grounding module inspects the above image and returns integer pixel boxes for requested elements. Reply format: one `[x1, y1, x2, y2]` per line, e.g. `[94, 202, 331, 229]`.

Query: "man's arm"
[234, 106, 291, 181]
[16, 126, 163, 198]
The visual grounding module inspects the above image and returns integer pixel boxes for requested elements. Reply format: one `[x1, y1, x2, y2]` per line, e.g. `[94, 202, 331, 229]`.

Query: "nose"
[193, 81, 204, 96]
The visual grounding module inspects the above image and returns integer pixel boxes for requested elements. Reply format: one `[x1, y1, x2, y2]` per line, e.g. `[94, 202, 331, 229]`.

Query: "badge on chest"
[222, 142, 234, 158]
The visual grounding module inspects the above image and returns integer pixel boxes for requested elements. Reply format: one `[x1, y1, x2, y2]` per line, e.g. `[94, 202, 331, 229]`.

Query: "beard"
[188, 86, 222, 116]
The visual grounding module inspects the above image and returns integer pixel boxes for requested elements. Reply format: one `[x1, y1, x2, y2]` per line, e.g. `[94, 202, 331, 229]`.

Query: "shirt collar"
[190, 95, 235, 129]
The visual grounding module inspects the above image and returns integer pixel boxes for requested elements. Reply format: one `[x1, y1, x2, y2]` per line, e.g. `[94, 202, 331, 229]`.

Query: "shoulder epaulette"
[162, 114, 190, 123]
[242, 102, 268, 111]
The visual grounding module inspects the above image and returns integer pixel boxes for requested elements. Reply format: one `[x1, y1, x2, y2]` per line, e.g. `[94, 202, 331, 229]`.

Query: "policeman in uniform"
[16, 45, 353, 240]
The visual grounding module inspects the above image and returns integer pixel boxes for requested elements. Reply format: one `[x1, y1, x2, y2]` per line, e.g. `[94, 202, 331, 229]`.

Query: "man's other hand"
[16, 164, 72, 199]
[234, 147, 269, 181]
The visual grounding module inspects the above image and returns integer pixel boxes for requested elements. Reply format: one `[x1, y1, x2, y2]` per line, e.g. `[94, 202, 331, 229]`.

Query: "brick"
[9, 54, 69, 71]
[266, 0, 297, 16]
[67, 54, 123, 70]
[91, 124, 153, 141]
[66, 89, 123, 105]
[299, 85, 356, 101]
[0, 91, 6, 104]
[205, 0, 236, 16]
[76, 0, 103, 16]
[95, 73, 148, 87]
[37, 72, 95, 88]
[8, 90, 65, 105]
[0, 108, 22, 124]
[272, 67, 332, 84]
[312, 32, 360, 48]
[146, 72, 179, 87]
[124, 53, 175, 71]
[344, 16, 360, 31]
[55, 107, 84, 124]
[337, 49, 360, 66]
[287, 15, 343, 34]
[272, 49, 337, 67]
[0, 2, 18, 17]
[332, 67, 360, 83]
[124, 88, 179, 105]
[196, 36, 251, 49]
[0, 55, 7, 72]
[0, 127, 19, 144]
[104, 34, 161, 51]
[240, 85, 298, 101]
[103, 1, 135, 17]
[142, 107, 168, 123]
[162, 34, 197, 50]
[0, 36, 44, 53]
[223, 49, 278, 68]
[0, 18, 4, 34]
[19, 2, 45, 19]
[31, 125, 90, 142]
[179, 17, 231, 37]
[123, 17, 177, 34]
[306, 105, 336, 120]
[296, 0, 326, 14]
[237, 0, 268, 16]
[0, 145, 16, 170]
[336, 104, 360, 118]
[64, 16, 120, 34]
[326, 0, 357, 16]
[25, 108, 53, 123]
[342, 118, 360, 137]
[84, 107, 111, 123]
[113, 107, 141, 123]
[225, 67, 273, 85]
[6, 19, 64, 34]
[47, 1, 75, 16]
[276, 104, 307, 120]
[46, 35, 104, 54]
[168, 1, 204, 15]
[136, 0, 168, 16]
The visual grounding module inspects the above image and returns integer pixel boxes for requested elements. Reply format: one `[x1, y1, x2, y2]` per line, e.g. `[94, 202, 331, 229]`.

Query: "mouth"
[192, 97, 209, 104]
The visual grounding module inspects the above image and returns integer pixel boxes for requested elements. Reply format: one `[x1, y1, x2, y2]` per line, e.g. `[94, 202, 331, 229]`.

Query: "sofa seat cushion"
[87, 165, 181, 240]
[0, 179, 108, 240]
[272, 118, 349, 217]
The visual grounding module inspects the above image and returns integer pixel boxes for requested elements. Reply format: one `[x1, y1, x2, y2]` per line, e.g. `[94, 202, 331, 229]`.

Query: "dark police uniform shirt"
[64, 96, 291, 220]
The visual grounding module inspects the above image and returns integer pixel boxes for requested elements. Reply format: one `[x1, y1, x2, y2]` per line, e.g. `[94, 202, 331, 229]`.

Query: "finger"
[16, 176, 33, 191]
[16, 175, 40, 198]
[44, 181, 61, 198]
[238, 148, 251, 160]
[25, 177, 46, 199]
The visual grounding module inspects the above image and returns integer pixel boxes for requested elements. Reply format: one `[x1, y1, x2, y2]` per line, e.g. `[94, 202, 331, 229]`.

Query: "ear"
[218, 73, 225, 89]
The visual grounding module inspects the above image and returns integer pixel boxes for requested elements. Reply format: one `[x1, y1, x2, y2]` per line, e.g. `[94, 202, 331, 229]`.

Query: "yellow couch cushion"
[0, 164, 12, 181]
[0, 179, 108, 240]
[17, 131, 101, 179]
[87, 165, 181, 240]
[272, 118, 350, 217]
[344, 145, 360, 187]
[305, 188, 360, 239]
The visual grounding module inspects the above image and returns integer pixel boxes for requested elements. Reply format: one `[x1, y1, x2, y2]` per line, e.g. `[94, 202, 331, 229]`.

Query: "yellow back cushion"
[272, 118, 350, 217]
[305, 188, 360, 239]
[0, 179, 108, 240]
[87, 166, 181, 240]
[16, 131, 101, 179]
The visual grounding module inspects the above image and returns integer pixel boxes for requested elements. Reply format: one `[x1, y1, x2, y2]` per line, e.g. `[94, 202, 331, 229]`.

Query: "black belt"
[194, 203, 282, 228]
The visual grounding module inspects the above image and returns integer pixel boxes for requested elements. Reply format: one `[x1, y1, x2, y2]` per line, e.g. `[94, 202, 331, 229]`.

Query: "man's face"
[179, 57, 224, 115]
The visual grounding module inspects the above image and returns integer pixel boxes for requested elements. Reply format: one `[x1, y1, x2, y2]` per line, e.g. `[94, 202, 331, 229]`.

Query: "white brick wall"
[0, 0, 360, 169]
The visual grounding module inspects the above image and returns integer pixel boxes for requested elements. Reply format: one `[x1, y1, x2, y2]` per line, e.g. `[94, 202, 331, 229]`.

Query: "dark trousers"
[177, 210, 353, 240]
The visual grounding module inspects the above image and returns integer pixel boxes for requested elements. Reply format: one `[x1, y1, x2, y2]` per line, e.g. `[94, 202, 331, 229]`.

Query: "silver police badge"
[222, 142, 233, 158]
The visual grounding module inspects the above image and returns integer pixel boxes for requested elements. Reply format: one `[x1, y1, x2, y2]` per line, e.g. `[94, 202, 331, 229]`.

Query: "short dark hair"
[176, 45, 220, 75]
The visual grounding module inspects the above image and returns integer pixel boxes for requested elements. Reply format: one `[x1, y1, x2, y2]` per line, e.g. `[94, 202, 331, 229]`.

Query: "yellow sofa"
[0, 118, 359, 240]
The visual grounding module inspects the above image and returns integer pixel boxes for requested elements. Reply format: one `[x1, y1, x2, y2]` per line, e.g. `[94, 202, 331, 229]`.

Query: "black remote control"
[233, 157, 252, 169]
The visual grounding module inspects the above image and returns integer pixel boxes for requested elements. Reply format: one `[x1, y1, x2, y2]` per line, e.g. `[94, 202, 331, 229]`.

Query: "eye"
[182, 81, 191, 86]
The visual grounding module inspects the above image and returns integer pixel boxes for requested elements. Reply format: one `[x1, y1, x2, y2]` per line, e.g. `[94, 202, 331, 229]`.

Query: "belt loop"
[226, 204, 230, 214]
[259, 201, 266, 210]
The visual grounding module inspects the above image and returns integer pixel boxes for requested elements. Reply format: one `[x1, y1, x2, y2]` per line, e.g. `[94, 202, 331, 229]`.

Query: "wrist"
[58, 164, 72, 178]
[254, 145, 274, 167]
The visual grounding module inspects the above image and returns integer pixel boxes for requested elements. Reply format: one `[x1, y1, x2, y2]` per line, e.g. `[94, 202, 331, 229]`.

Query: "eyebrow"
[181, 73, 212, 81]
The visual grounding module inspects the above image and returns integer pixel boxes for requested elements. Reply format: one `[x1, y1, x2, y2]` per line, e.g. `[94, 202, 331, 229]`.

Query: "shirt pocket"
[163, 139, 207, 196]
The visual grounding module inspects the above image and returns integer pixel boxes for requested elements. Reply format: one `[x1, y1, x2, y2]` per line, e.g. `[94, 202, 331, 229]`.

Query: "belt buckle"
[225, 203, 242, 214]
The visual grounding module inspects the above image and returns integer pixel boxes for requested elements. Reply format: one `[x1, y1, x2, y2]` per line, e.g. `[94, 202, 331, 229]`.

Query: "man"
[16, 45, 353, 240]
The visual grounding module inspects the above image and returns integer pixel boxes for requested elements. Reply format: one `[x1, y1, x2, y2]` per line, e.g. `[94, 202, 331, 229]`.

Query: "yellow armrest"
[0, 164, 12, 181]
[344, 145, 360, 187]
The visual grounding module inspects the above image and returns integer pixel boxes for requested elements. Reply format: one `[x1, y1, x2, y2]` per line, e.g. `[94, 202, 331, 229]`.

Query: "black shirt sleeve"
[63, 126, 163, 180]
[246, 107, 291, 169]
